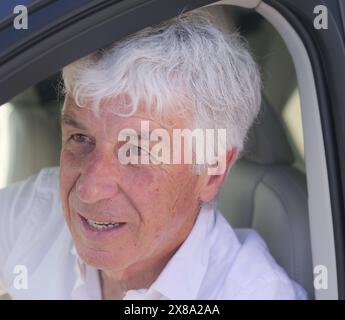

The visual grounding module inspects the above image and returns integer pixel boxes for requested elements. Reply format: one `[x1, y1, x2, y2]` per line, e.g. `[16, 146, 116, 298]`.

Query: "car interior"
[0, 4, 327, 299]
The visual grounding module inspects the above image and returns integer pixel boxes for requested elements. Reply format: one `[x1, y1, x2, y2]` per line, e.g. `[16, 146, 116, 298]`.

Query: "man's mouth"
[79, 214, 126, 231]
[85, 218, 124, 230]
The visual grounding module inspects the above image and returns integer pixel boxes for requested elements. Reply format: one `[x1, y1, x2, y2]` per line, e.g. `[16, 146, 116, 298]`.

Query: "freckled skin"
[60, 96, 233, 299]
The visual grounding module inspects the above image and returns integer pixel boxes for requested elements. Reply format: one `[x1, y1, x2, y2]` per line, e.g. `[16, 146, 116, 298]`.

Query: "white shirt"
[0, 167, 307, 300]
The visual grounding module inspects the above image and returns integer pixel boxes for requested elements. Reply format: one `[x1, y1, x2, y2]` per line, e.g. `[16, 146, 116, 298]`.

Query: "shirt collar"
[71, 203, 216, 300]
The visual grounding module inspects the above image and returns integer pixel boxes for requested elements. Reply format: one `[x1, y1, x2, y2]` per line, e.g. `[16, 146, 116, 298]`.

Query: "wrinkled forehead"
[62, 94, 190, 132]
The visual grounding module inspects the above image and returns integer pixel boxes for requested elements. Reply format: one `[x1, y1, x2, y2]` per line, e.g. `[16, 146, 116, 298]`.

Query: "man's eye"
[131, 144, 149, 156]
[139, 147, 150, 157]
[70, 134, 93, 144]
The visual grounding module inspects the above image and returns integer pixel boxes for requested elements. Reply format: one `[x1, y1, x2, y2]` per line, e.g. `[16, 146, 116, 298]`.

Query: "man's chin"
[74, 243, 127, 270]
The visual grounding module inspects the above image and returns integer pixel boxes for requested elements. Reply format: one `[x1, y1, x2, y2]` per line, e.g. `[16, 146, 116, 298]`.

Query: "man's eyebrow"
[61, 115, 88, 130]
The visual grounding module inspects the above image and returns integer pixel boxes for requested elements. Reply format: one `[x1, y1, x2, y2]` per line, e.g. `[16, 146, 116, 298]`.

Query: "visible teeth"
[85, 218, 121, 229]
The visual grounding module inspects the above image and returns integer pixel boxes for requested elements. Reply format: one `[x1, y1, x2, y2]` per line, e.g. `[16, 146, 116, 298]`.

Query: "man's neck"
[99, 246, 180, 300]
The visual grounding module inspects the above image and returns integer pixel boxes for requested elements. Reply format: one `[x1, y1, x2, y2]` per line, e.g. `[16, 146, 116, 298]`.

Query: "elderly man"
[0, 11, 306, 299]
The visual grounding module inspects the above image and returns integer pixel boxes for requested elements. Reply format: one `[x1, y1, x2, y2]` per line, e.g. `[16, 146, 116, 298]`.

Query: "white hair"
[62, 9, 261, 155]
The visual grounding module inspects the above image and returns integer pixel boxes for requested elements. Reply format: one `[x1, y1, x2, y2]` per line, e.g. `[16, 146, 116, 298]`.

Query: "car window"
[1, 3, 334, 300]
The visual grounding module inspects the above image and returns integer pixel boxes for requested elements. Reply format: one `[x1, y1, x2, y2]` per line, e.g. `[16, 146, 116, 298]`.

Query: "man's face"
[60, 96, 205, 272]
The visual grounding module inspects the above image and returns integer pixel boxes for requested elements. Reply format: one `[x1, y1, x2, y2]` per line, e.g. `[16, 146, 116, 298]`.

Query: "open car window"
[0, 0, 345, 300]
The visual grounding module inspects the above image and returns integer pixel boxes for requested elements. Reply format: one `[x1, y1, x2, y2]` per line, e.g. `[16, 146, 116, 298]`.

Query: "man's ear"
[199, 148, 236, 203]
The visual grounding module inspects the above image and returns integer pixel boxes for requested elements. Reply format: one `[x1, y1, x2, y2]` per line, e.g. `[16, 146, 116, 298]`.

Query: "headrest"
[241, 99, 295, 165]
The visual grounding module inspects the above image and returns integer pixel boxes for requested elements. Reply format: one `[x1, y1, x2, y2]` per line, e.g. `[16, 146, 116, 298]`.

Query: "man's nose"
[76, 151, 120, 204]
